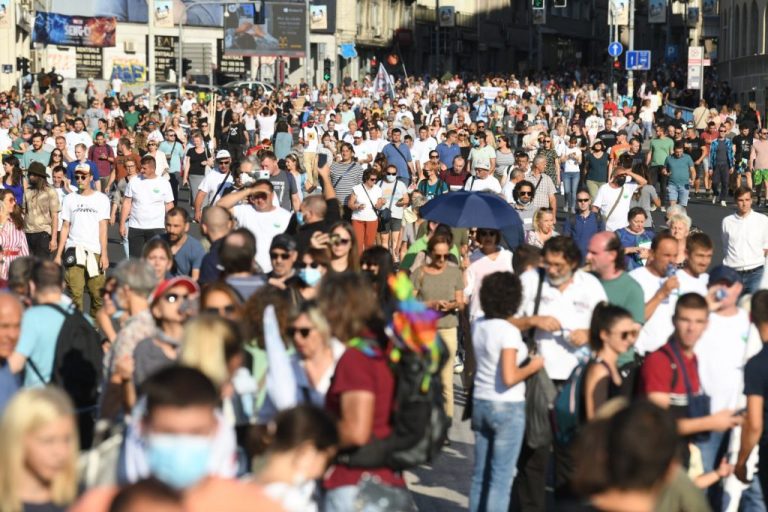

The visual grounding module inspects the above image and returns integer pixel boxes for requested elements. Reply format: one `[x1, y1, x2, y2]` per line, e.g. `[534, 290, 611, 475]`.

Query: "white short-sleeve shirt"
[472, 318, 528, 402]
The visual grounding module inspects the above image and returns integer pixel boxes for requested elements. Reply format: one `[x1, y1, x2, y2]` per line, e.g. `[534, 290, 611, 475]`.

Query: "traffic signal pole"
[627, 0, 635, 98]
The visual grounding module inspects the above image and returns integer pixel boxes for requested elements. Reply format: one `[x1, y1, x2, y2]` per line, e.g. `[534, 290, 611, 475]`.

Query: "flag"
[372, 63, 395, 99]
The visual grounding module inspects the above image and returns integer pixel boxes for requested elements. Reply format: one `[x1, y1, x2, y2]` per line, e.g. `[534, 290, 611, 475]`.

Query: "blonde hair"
[668, 213, 692, 231]
[0, 388, 79, 512]
[533, 207, 554, 232]
[291, 304, 332, 347]
[179, 314, 241, 388]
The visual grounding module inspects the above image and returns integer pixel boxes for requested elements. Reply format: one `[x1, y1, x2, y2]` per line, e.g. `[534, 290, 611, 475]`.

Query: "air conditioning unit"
[124, 40, 136, 53]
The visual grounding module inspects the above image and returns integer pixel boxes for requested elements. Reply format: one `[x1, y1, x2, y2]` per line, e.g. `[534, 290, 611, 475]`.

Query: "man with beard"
[20, 133, 50, 171]
[511, 236, 607, 510]
[158, 208, 205, 281]
[511, 179, 537, 233]
[22, 163, 59, 259]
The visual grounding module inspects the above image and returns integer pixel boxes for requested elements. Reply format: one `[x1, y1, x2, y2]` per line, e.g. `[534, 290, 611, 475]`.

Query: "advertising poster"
[33, 12, 117, 47]
[702, 0, 716, 15]
[438, 6, 455, 28]
[0, 0, 11, 30]
[648, 0, 667, 23]
[224, 2, 306, 57]
[610, 0, 629, 25]
[532, 8, 546, 25]
[46, 0, 222, 27]
[76, 47, 104, 78]
[309, 0, 336, 34]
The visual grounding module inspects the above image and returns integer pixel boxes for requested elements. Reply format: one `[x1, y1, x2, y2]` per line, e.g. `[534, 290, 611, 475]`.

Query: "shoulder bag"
[332, 163, 356, 189]
[603, 185, 625, 224]
[523, 267, 558, 450]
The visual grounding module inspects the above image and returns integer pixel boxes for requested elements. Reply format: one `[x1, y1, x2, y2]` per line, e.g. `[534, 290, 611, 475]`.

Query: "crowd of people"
[0, 68, 766, 512]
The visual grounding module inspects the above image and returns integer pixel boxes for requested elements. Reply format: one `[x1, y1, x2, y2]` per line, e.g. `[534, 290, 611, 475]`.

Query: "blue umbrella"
[419, 191, 524, 248]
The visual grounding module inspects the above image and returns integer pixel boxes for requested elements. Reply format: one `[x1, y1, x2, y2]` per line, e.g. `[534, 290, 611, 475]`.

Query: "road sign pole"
[627, 0, 634, 98]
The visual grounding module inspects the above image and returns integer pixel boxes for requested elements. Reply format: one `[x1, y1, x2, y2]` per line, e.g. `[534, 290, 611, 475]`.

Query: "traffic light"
[532, 0, 544, 9]
[370, 57, 377, 68]
[16, 57, 30, 75]
[181, 58, 192, 76]
[613, 58, 621, 70]
[554, 0, 567, 7]
[323, 58, 331, 82]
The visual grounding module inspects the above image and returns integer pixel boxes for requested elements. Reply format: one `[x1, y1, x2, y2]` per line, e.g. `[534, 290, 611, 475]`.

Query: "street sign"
[665, 45, 679, 62]
[687, 46, 706, 91]
[1, 65, 12, 74]
[625, 50, 651, 70]
[608, 41, 623, 57]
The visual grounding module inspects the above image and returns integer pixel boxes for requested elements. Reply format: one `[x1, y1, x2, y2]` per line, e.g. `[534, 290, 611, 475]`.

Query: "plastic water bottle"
[715, 288, 727, 301]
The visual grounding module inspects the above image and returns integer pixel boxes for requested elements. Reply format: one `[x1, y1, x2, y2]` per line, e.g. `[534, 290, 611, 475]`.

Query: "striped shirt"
[0, 222, 29, 280]
[330, 161, 365, 207]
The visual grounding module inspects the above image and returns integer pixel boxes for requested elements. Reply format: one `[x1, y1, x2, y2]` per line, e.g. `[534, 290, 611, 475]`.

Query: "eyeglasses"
[518, 190, 533, 196]
[477, 229, 496, 237]
[204, 305, 237, 316]
[251, 192, 269, 201]
[429, 155, 439, 159]
[218, 160, 231, 165]
[74, 174, 90, 181]
[718, 130, 726, 133]
[614, 329, 639, 340]
[287, 326, 313, 338]
[270, 251, 292, 260]
[386, 172, 398, 176]
[577, 197, 591, 202]
[331, 236, 351, 247]
[432, 253, 449, 261]
[147, 143, 157, 147]
[163, 293, 188, 304]
[298, 261, 320, 269]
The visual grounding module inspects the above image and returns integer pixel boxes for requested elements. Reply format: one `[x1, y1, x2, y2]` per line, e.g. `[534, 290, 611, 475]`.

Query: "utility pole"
[435, 0, 440, 76]
[627, 0, 634, 98]
[148, 0, 156, 98]
[305, 0, 311, 86]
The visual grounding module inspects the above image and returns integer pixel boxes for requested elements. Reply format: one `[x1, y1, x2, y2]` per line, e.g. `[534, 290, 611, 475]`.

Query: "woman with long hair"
[348, 169, 383, 253]
[2, 155, 24, 205]
[285, 154, 308, 200]
[274, 120, 293, 160]
[0, 388, 79, 512]
[328, 222, 360, 273]
[525, 207, 558, 248]
[0, 189, 28, 280]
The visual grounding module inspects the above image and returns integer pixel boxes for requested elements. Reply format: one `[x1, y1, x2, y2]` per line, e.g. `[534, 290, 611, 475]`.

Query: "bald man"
[0, 292, 24, 412]
[198, 206, 234, 285]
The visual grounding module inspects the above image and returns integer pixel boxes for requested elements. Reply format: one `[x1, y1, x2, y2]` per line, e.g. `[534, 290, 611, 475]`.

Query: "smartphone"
[250, 170, 270, 181]
[317, 152, 328, 168]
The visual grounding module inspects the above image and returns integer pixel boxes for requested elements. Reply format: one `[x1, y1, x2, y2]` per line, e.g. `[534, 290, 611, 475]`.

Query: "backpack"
[337, 273, 449, 471]
[552, 358, 610, 446]
[28, 304, 104, 410]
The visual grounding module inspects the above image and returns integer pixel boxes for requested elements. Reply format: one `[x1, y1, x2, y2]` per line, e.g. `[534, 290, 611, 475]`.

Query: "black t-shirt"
[24, 503, 65, 512]
[596, 129, 618, 148]
[744, 344, 768, 448]
[186, 147, 209, 176]
[225, 123, 246, 145]
[733, 134, 753, 163]
[683, 136, 704, 163]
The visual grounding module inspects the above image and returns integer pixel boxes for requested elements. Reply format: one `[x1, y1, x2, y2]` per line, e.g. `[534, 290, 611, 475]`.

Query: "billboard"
[44, 0, 222, 27]
[309, 0, 336, 34]
[648, 0, 666, 23]
[224, 2, 306, 57]
[33, 12, 117, 47]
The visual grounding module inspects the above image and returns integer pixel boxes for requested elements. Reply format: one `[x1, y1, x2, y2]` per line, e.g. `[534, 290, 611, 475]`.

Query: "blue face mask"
[296, 211, 305, 225]
[146, 434, 212, 489]
[298, 267, 322, 287]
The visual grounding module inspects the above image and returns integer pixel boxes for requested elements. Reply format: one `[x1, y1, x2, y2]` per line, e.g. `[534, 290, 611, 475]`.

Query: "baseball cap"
[708, 265, 741, 287]
[150, 276, 200, 305]
[215, 149, 231, 160]
[270, 234, 297, 253]
[75, 162, 90, 173]
[353, 131, 363, 138]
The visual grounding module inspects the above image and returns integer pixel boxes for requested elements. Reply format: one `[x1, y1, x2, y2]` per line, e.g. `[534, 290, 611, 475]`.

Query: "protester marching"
[0, 68, 767, 512]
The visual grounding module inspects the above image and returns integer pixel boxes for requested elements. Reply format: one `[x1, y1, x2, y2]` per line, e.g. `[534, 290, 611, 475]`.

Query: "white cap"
[353, 131, 363, 138]
[148, 132, 164, 143]
[215, 149, 231, 160]
[398, 98, 408, 106]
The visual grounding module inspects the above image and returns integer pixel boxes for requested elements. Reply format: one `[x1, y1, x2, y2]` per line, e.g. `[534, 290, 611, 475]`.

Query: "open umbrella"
[419, 191, 524, 248]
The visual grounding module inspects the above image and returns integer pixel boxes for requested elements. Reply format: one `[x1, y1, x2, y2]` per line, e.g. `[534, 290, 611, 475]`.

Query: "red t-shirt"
[439, 169, 469, 190]
[324, 345, 404, 489]
[640, 341, 701, 406]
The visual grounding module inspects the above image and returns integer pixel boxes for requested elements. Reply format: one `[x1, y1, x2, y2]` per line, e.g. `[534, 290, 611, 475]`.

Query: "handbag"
[523, 267, 558, 449]
[375, 180, 399, 232]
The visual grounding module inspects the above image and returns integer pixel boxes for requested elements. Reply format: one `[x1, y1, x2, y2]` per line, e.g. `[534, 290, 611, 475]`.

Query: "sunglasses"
[298, 261, 320, 269]
[432, 253, 449, 261]
[429, 155, 439, 159]
[477, 229, 496, 237]
[163, 293, 188, 304]
[518, 191, 533, 196]
[615, 329, 639, 340]
[74, 174, 90, 181]
[204, 305, 237, 316]
[331, 236, 351, 246]
[287, 327, 312, 338]
[577, 197, 591, 202]
[218, 160, 231, 165]
[270, 251, 292, 260]
[386, 172, 398, 176]
[251, 192, 269, 201]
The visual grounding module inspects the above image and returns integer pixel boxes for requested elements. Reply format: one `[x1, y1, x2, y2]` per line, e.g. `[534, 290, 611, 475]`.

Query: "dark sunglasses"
[615, 329, 639, 340]
[518, 191, 533, 196]
[298, 261, 320, 269]
[477, 229, 496, 237]
[432, 253, 449, 261]
[386, 172, 398, 176]
[218, 160, 231, 165]
[287, 327, 312, 338]
[270, 252, 292, 260]
[577, 197, 591, 202]
[204, 305, 237, 315]
[74, 174, 90, 181]
[251, 192, 269, 201]
[331, 236, 351, 246]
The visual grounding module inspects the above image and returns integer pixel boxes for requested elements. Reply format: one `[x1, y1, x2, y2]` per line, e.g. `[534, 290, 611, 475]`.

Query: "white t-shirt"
[353, 143, 372, 167]
[412, 138, 437, 165]
[721, 211, 768, 270]
[468, 145, 496, 171]
[377, 179, 408, 219]
[258, 114, 277, 141]
[464, 175, 502, 193]
[472, 318, 528, 402]
[300, 126, 319, 152]
[677, 270, 708, 296]
[350, 184, 381, 222]
[61, 191, 110, 253]
[124, 176, 174, 229]
[198, 171, 234, 206]
[366, 138, 387, 157]
[629, 266, 679, 354]
[695, 309, 751, 413]
[65, 130, 93, 157]
[593, 181, 638, 231]
[465, 248, 514, 321]
[519, 270, 607, 379]
[232, 204, 291, 273]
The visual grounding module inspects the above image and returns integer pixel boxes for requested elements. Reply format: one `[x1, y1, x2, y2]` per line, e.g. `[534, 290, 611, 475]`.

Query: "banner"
[687, 6, 700, 26]
[46, 0, 222, 27]
[154, 0, 174, 28]
[372, 63, 395, 99]
[33, 12, 117, 47]
[0, 0, 12, 29]
[702, 0, 716, 15]
[224, 2, 306, 57]
[438, 6, 455, 27]
[76, 47, 103, 78]
[532, 8, 546, 25]
[648, 0, 666, 23]
[610, 0, 629, 25]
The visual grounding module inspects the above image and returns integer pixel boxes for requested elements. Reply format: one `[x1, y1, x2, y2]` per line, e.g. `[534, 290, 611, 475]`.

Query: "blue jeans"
[324, 482, 416, 512]
[470, 399, 526, 512]
[562, 172, 580, 211]
[740, 266, 765, 296]
[696, 430, 727, 509]
[667, 183, 690, 206]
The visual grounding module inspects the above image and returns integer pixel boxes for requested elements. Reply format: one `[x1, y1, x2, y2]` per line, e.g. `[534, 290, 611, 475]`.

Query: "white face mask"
[385, 175, 396, 183]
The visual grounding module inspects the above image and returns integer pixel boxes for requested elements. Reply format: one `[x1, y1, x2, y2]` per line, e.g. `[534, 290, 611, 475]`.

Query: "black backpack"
[28, 303, 104, 409]
[337, 336, 449, 471]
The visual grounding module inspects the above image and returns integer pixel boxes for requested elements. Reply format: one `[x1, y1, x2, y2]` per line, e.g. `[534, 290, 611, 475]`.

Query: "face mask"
[299, 267, 322, 287]
[146, 433, 212, 489]
[296, 211, 305, 225]
[385, 174, 396, 183]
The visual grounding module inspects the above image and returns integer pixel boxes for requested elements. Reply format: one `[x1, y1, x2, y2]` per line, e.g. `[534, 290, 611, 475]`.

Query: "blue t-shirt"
[436, 142, 462, 169]
[616, 227, 655, 271]
[0, 360, 19, 414]
[17, 302, 71, 387]
[65, 160, 99, 189]
[161, 234, 205, 278]
[745, 344, 768, 447]
[158, 140, 186, 173]
[382, 142, 413, 180]
[664, 153, 695, 186]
